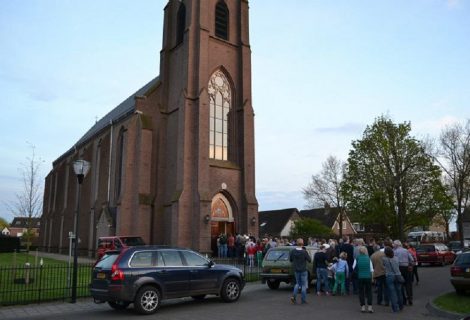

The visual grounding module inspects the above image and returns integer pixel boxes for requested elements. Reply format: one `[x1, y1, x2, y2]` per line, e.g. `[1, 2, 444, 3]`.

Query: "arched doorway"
[210, 193, 235, 256]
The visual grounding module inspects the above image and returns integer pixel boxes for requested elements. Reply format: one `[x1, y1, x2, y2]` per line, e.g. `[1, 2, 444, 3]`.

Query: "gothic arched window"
[176, 3, 186, 45]
[215, 1, 229, 40]
[208, 70, 231, 161]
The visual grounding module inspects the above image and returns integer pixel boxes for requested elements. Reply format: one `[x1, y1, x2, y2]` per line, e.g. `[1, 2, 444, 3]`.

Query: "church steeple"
[156, 0, 257, 252]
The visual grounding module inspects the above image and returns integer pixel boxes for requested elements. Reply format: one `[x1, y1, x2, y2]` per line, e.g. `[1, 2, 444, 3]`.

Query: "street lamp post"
[71, 159, 90, 303]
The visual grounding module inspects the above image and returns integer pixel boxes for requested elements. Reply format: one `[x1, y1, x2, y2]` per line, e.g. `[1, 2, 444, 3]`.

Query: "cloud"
[28, 89, 57, 102]
[256, 190, 304, 211]
[314, 122, 364, 134]
[413, 115, 461, 136]
[447, 0, 460, 8]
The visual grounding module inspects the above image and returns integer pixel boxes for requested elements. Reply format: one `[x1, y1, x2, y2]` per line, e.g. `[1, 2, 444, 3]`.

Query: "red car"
[416, 243, 456, 266]
[96, 236, 145, 261]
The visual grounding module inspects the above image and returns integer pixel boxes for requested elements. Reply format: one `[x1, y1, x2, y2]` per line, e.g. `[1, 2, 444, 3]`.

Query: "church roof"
[54, 77, 159, 165]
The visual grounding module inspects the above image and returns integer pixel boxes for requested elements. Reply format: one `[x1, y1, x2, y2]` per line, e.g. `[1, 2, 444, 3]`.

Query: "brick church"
[39, 0, 258, 257]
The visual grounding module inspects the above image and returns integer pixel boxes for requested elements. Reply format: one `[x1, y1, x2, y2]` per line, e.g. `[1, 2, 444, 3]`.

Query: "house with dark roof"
[299, 207, 356, 237]
[258, 208, 300, 238]
[9, 217, 41, 238]
[1, 227, 10, 236]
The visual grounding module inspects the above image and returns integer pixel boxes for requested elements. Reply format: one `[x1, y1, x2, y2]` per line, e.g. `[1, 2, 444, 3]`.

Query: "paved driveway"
[0, 263, 457, 320]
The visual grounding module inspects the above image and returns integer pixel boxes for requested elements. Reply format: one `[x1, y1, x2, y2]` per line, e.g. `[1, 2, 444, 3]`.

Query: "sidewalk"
[0, 281, 262, 320]
[1, 282, 468, 320]
[0, 298, 106, 320]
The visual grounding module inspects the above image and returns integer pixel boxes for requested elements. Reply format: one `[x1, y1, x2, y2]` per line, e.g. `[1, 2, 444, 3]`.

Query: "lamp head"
[73, 159, 90, 184]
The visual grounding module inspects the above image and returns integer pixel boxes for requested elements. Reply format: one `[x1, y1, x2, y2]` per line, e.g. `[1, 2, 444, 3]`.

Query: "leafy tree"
[435, 120, 470, 246]
[290, 218, 333, 240]
[302, 155, 347, 238]
[6, 145, 43, 252]
[341, 116, 451, 240]
[0, 216, 9, 230]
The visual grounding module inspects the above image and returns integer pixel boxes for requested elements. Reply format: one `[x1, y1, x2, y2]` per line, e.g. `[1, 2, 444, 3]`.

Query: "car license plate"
[271, 268, 281, 273]
[96, 272, 106, 279]
[420, 255, 428, 257]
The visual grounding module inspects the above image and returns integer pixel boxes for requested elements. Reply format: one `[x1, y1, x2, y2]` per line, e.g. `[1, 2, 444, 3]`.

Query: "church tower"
[154, 0, 257, 253]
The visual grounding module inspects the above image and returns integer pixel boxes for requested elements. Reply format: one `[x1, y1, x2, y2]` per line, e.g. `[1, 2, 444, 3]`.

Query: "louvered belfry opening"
[215, 1, 228, 40]
[176, 3, 186, 45]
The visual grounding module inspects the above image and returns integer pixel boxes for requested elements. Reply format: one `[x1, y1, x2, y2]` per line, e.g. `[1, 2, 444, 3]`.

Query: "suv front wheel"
[221, 278, 241, 302]
[134, 286, 161, 315]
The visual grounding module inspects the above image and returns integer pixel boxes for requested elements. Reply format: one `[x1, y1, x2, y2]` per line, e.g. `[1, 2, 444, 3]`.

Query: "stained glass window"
[208, 70, 231, 160]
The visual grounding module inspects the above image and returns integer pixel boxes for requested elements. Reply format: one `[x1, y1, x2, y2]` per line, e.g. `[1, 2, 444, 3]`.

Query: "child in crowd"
[332, 252, 349, 296]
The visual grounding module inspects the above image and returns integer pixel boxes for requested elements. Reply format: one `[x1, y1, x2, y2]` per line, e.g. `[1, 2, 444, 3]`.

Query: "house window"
[338, 221, 347, 230]
[353, 223, 365, 232]
[208, 70, 231, 160]
[176, 2, 186, 45]
[215, 1, 229, 40]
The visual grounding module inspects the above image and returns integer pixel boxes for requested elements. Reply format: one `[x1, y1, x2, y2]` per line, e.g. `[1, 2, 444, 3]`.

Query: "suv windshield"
[96, 252, 120, 269]
[265, 250, 290, 261]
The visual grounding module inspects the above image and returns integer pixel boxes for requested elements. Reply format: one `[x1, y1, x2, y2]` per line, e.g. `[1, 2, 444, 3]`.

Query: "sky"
[1, 0, 469, 224]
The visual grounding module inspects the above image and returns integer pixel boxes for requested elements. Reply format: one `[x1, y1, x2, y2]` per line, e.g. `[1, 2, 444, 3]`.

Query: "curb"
[426, 299, 470, 320]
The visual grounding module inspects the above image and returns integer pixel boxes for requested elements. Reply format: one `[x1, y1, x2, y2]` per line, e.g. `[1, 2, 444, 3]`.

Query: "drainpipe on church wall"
[107, 120, 113, 202]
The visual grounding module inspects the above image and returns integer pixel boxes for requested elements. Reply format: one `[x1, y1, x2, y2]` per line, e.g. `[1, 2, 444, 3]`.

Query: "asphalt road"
[14, 264, 456, 320]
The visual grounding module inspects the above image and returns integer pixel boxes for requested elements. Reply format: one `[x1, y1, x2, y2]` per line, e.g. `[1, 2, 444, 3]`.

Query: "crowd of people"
[215, 233, 419, 314]
[289, 236, 418, 314]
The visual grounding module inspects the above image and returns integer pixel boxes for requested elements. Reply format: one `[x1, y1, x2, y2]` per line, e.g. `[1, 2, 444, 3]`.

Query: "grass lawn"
[0, 252, 68, 266]
[0, 252, 92, 306]
[434, 292, 470, 315]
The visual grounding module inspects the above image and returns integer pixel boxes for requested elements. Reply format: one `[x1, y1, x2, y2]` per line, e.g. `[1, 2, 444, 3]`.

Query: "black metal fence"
[0, 263, 93, 306]
[0, 257, 261, 306]
[211, 257, 263, 282]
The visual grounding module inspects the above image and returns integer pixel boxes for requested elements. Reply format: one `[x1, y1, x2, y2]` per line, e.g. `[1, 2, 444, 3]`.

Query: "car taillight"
[451, 266, 463, 277]
[111, 263, 125, 281]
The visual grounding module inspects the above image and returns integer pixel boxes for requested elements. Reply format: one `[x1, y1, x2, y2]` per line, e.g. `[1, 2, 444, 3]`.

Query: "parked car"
[416, 243, 456, 266]
[90, 246, 244, 315]
[260, 246, 318, 289]
[448, 240, 470, 254]
[450, 251, 470, 295]
[96, 236, 145, 260]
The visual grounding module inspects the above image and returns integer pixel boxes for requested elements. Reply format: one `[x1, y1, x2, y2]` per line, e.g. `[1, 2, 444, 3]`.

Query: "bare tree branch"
[4, 144, 44, 252]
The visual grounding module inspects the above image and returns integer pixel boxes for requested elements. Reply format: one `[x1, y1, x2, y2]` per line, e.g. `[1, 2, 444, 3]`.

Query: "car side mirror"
[208, 260, 214, 268]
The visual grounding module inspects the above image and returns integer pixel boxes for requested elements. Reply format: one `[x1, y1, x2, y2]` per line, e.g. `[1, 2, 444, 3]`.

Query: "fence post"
[24, 263, 31, 286]
[12, 250, 17, 280]
[243, 252, 246, 277]
[37, 259, 43, 304]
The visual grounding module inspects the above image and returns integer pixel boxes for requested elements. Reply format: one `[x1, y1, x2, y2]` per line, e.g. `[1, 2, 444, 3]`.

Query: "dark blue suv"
[90, 246, 245, 314]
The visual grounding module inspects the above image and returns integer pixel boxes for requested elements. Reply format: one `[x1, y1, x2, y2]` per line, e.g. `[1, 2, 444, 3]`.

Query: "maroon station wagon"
[416, 243, 456, 266]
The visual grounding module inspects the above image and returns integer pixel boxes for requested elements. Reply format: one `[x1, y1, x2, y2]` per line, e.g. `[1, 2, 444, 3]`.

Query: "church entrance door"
[210, 194, 235, 257]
